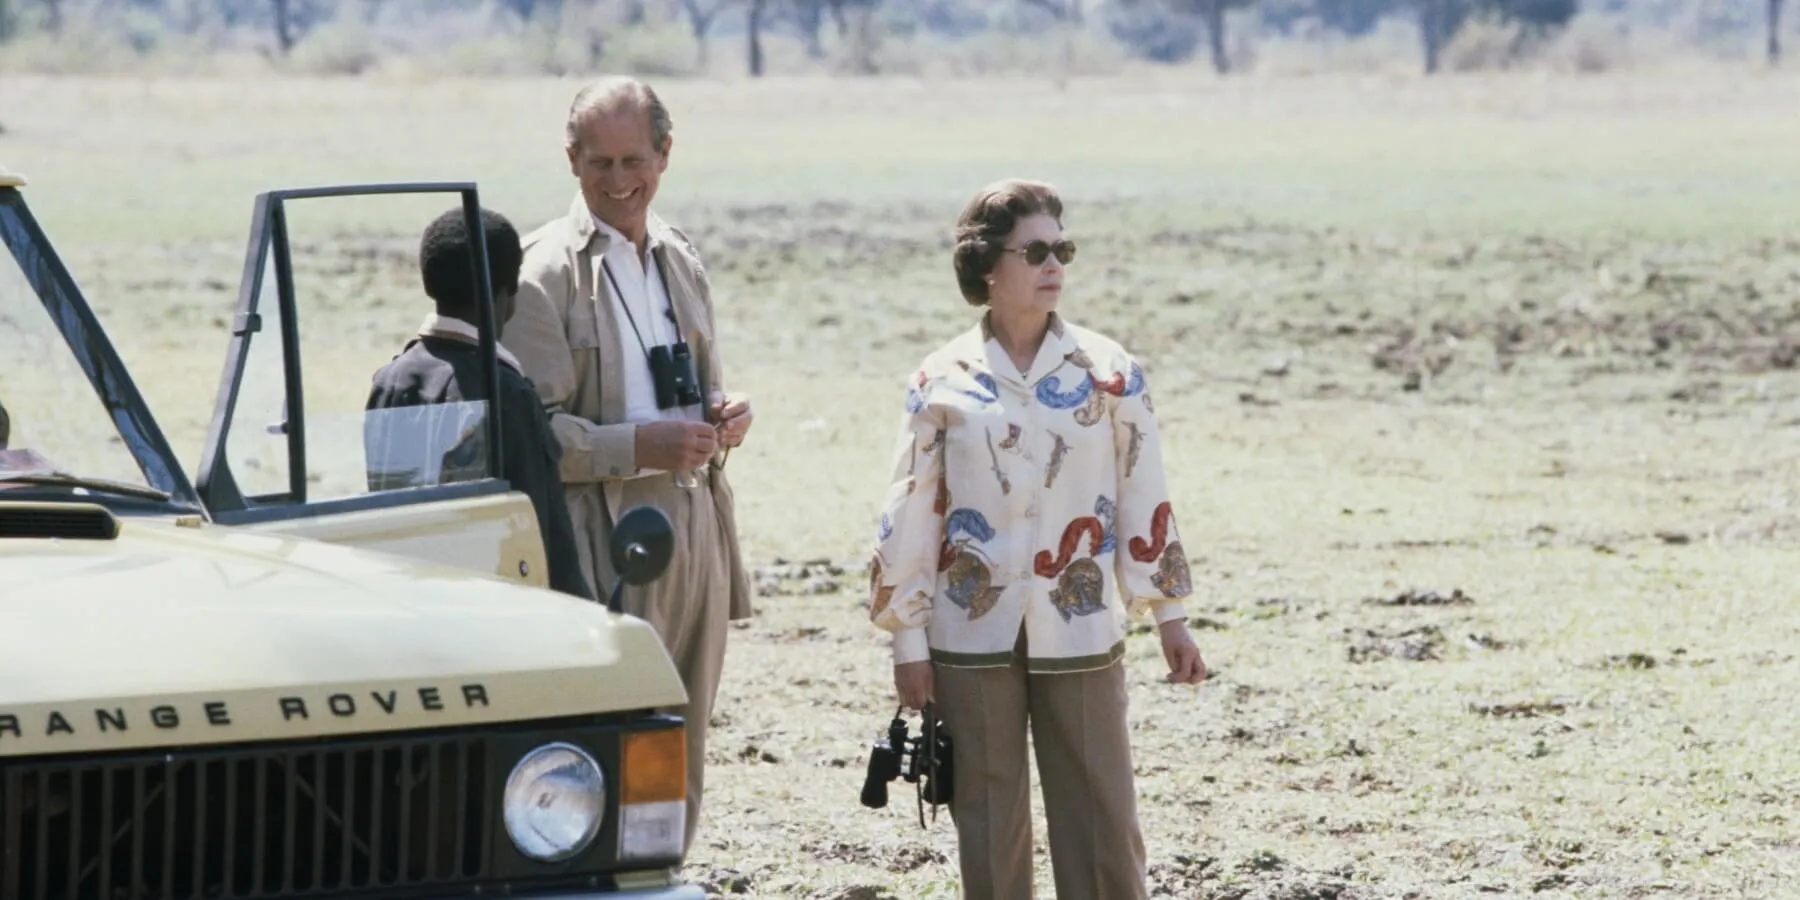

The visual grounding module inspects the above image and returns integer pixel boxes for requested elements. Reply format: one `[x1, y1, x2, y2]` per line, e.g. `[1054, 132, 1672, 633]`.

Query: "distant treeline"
[0, 0, 1788, 76]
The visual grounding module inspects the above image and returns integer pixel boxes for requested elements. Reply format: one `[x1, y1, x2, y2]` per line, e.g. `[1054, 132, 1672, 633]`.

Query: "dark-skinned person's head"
[418, 206, 523, 335]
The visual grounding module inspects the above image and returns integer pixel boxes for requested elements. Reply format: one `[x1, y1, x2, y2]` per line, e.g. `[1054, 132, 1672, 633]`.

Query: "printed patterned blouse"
[868, 312, 1193, 674]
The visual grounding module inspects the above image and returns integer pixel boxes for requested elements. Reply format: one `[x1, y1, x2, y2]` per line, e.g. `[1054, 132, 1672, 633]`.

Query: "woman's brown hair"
[952, 179, 1064, 306]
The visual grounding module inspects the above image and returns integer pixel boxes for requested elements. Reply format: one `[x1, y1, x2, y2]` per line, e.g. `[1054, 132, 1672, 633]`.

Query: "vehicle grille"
[1, 732, 492, 900]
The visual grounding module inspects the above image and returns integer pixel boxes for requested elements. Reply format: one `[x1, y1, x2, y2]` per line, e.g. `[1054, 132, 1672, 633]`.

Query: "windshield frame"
[0, 186, 203, 515]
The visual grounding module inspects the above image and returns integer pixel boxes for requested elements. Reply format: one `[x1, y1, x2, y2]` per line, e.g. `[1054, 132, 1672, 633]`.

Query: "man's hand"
[895, 661, 934, 711]
[710, 390, 753, 448]
[1160, 619, 1208, 685]
[636, 420, 718, 471]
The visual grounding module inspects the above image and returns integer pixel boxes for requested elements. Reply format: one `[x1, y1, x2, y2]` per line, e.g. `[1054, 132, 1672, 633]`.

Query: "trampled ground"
[3, 68, 1798, 897]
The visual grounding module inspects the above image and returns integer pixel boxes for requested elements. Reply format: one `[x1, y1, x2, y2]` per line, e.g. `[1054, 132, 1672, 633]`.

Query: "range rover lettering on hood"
[0, 682, 491, 744]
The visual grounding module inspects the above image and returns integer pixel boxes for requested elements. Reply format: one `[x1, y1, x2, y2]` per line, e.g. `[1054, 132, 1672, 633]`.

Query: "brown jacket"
[506, 194, 753, 621]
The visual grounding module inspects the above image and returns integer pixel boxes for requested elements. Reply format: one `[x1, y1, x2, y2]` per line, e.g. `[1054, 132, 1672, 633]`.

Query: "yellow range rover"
[0, 169, 706, 900]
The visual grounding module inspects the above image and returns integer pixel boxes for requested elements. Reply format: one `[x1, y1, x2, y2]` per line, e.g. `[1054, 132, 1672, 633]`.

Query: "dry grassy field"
[5, 67, 1800, 898]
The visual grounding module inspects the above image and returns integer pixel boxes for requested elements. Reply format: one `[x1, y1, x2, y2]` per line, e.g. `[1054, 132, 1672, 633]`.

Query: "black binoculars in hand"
[860, 704, 953, 824]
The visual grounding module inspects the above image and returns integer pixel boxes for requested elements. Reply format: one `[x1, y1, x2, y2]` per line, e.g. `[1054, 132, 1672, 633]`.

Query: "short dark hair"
[952, 179, 1064, 306]
[419, 206, 523, 318]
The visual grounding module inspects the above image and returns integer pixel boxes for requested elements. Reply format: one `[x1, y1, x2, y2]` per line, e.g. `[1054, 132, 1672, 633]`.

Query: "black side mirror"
[606, 505, 674, 612]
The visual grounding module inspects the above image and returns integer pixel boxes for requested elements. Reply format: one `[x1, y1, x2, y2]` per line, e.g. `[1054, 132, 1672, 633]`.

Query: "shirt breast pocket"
[566, 289, 602, 353]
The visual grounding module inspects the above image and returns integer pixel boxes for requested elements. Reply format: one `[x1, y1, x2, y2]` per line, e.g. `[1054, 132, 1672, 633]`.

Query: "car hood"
[0, 511, 686, 758]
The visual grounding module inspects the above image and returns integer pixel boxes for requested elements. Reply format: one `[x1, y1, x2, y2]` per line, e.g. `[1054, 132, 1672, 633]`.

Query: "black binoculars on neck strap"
[649, 341, 703, 410]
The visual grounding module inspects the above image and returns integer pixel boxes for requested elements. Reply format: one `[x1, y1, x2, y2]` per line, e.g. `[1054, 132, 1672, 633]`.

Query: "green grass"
[4, 67, 1799, 898]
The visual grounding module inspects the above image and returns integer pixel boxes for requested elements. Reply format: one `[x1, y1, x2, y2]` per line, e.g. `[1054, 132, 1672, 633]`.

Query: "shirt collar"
[592, 213, 664, 258]
[417, 313, 523, 373]
[977, 311, 1074, 387]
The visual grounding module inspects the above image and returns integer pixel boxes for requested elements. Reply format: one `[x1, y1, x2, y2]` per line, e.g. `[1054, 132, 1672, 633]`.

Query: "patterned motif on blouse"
[868, 314, 1192, 673]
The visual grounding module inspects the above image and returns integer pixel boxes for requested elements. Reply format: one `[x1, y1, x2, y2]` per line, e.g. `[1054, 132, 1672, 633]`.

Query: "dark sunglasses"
[1003, 239, 1076, 267]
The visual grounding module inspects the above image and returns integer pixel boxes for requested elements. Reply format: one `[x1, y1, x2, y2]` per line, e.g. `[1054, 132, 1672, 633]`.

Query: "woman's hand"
[895, 661, 934, 711]
[1160, 619, 1208, 685]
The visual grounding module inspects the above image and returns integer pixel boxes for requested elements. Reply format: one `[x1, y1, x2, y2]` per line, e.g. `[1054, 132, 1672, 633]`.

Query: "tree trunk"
[680, 0, 716, 69]
[829, 0, 848, 38]
[1206, 0, 1228, 75]
[44, 0, 63, 36]
[795, 0, 827, 57]
[845, 3, 879, 75]
[273, 0, 295, 55]
[748, 0, 767, 76]
[1771, 0, 1785, 65]
[1420, 0, 1444, 74]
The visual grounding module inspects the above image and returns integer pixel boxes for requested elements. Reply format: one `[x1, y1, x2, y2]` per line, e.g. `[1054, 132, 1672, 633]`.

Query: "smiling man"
[503, 76, 755, 855]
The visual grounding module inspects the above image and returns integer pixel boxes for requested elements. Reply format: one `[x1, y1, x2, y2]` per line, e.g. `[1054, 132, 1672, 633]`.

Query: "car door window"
[286, 195, 497, 503]
[198, 187, 509, 521]
[220, 245, 292, 499]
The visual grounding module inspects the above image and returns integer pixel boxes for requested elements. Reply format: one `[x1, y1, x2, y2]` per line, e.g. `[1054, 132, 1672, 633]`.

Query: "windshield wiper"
[0, 473, 173, 503]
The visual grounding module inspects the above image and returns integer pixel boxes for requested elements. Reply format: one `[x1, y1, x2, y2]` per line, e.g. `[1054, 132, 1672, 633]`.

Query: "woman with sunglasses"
[866, 178, 1208, 899]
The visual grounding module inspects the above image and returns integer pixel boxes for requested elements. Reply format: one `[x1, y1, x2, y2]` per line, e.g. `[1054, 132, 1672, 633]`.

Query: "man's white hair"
[565, 76, 672, 154]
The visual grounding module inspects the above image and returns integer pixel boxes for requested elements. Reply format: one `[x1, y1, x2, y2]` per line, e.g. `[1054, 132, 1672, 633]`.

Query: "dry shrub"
[0, 7, 222, 75]
[900, 27, 1129, 79]
[601, 22, 701, 78]
[1253, 16, 1427, 76]
[396, 18, 696, 80]
[1444, 19, 1533, 72]
[1540, 14, 1637, 74]
[282, 23, 382, 77]
[831, 4, 887, 76]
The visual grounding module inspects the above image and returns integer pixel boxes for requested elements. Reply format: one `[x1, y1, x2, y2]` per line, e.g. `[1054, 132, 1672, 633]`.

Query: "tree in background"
[0, 0, 1776, 76]
[1108, 0, 1257, 73]
[747, 0, 767, 73]
[1255, 0, 1577, 74]
[793, 0, 849, 58]
[1770, 0, 1785, 64]
[1419, 0, 1577, 73]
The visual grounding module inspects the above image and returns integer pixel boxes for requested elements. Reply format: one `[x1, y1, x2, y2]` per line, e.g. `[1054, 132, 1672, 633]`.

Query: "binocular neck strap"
[600, 257, 683, 357]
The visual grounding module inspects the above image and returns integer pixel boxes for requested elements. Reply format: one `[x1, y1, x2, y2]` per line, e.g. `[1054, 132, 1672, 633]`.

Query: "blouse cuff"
[891, 627, 931, 666]
[1152, 599, 1190, 627]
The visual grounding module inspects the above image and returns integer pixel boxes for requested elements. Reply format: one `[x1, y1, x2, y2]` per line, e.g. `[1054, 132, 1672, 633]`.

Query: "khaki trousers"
[931, 629, 1149, 900]
[614, 473, 731, 854]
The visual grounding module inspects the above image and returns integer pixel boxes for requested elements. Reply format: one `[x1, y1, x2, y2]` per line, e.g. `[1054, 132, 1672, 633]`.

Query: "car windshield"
[0, 189, 192, 508]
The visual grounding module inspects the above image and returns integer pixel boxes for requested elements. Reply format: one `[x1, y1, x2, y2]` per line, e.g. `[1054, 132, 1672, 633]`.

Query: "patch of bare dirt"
[809, 888, 900, 900]
[1468, 699, 1570, 719]
[803, 839, 877, 866]
[1346, 625, 1447, 663]
[882, 844, 949, 873]
[685, 863, 759, 896]
[754, 557, 857, 597]
[1148, 851, 1373, 900]
[1366, 587, 1476, 607]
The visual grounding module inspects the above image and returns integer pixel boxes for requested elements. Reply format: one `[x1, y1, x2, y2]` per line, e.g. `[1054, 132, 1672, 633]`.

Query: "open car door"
[194, 183, 551, 589]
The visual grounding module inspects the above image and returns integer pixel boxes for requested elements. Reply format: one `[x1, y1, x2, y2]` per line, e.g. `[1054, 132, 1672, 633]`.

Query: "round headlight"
[503, 742, 606, 862]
